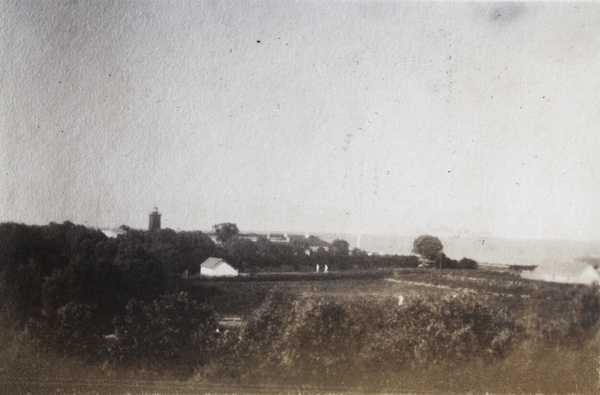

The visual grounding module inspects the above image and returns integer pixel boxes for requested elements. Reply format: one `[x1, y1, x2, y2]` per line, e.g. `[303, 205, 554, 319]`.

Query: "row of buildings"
[103, 207, 332, 251]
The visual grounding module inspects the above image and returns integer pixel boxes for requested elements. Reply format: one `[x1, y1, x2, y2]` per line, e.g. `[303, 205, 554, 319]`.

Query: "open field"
[184, 268, 587, 323]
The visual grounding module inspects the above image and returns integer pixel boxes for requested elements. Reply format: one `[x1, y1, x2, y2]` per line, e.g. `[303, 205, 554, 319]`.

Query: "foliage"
[111, 292, 218, 377]
[412, 234, 444, 262]
[330, 239, 350, 256]
[438, 254, 478, 269]
[458, 257, 478, 269]
[0, 222, 218, 368]
[212, 223, 239, 243]
[223, 236, 257, 271]
[351, 247, 368, 257]
[28, 302, 106, 361]
[0, 221, 598, 392]
[238, 289, 527, 386]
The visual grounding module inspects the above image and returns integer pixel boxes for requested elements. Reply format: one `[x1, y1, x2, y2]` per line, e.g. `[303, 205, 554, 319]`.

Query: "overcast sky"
[1, 1, 599, 240]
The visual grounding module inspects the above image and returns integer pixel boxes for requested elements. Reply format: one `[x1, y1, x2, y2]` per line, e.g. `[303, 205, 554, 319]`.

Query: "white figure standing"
[324, 264, 329, 273]
[398, 295, 404, 306]
[316, 264, 320, 273]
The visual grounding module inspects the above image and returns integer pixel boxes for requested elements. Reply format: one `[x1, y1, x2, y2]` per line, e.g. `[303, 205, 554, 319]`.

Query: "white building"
[200, 257, 239, 277]
[101, 227, 128, 238]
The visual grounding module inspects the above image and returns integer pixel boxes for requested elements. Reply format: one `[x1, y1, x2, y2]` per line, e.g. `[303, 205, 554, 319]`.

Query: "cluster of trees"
[0, 221, 418, 369]
[412, 235, 478, 269]
[0, 221, 219, 373]
[216, 231, 418, 273]
[212, 224, 476, 273]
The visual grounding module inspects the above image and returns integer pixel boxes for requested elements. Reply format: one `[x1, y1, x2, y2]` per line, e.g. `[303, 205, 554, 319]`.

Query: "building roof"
[200, 257, 228, 269]
[288, 234, 330, 247]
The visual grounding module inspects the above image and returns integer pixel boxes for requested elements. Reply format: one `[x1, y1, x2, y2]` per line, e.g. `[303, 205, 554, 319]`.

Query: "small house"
[200, 257, 238, 277]
[521, 260, 599, 285]
[287, 234, 331, 253]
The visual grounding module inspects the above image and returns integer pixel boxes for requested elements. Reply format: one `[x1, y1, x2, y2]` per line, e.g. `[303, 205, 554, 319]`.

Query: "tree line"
[0, 221, 418, 372]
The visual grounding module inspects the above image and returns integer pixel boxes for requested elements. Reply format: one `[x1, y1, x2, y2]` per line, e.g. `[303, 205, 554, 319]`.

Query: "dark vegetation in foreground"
[1, 222, 599, 393]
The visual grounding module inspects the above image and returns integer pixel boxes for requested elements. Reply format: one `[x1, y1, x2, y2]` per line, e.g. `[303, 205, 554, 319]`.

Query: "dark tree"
[330, 239, 350, 256]
[114, 230, 172, 302]
[224, 236, 257, 271]
[412, 235, 444, 263]
[213, 223, 240, 243]
[289, 239, 309, 255]
[177, 231, 216, 275]
[351, 247, 368, 257]
[458, 257, 478, 270]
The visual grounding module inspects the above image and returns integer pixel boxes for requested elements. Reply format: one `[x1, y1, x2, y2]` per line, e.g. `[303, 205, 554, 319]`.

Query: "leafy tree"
[351, 247, 368, 257]
[213, 223, 240, 243]
[412, 235, 444, 263]
[177, 231, 216, 275]
[224, 236, 256, 271]
[330, 239, 350, 256]
[114, 230, 172, 302]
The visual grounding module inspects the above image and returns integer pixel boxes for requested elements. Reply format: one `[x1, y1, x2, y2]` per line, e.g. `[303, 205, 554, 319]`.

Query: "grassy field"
[184, 268, 584, 321]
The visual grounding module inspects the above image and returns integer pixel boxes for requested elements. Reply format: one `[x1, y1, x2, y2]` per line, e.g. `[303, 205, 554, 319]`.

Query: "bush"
[111, 292, 219, 377]
[458, 257, 478, 270]
[237, 290, 526, 387]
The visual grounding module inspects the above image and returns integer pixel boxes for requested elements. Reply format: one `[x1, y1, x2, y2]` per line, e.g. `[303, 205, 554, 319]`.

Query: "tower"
[149, 207, 161, 232]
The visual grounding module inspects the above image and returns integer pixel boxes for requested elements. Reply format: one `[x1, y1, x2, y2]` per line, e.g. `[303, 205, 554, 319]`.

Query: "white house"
[200, 257, 238, 277]
[521, 260, 600, 285]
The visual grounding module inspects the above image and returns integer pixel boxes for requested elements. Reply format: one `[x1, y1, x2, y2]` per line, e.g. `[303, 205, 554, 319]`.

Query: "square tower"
[149, 207, 161, 231]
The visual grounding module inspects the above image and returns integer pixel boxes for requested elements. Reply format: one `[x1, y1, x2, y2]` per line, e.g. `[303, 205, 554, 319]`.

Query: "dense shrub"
[237, 290, 527, 386]
[111, 292, 218, 377]
[458, 257, 478, 269]
[27, 302, 106, 361]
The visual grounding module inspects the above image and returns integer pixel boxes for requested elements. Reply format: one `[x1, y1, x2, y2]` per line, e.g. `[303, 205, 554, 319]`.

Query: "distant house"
[288, 234, 330, 253]
[266, 232, 290, 243]
[239, 232, 262, 242]
[200, 257, 238, 277]
[521, 261, 600, 285]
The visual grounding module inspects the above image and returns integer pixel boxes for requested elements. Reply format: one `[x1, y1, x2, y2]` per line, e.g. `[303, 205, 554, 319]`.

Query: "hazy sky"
[2, 1, 599, 240]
